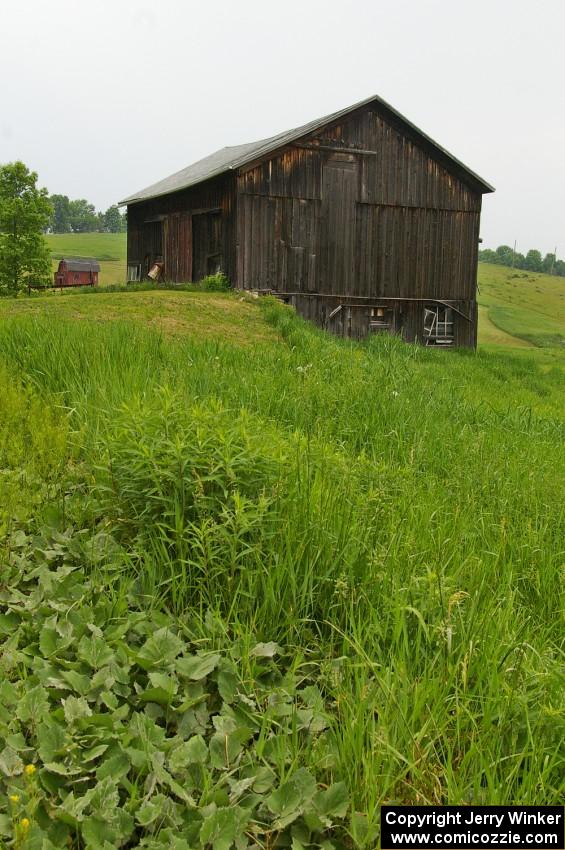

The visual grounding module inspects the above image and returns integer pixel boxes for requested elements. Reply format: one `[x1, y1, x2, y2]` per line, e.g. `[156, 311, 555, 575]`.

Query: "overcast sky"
[1, 0, 563, 255]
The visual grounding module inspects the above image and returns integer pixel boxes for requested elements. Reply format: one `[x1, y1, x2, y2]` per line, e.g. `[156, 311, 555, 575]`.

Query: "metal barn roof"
[60, 258, 101, 272]
[120, 94, 494, 206]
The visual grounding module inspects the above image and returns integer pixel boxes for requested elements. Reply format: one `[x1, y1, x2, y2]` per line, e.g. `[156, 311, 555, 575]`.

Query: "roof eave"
[118, 93, 495, 205]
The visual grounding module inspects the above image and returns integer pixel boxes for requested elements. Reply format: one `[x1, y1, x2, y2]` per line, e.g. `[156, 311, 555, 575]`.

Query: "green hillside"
[44, 236, 564, 351]
[0, 289, 563, 848]
[478, 262, 565, 349]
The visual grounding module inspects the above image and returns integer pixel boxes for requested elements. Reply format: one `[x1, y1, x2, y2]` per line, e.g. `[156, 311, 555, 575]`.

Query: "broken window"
[127, 263, 141, 282]
[423, 305, 454, 345]
[369, 306, 394, 332]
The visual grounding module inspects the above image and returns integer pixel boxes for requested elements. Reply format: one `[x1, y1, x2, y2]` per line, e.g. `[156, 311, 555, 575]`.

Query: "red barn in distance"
[54, 258, 100, 288]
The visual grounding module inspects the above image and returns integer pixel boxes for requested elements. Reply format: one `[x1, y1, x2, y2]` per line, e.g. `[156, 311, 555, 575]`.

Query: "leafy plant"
[0, 524, 349, 850]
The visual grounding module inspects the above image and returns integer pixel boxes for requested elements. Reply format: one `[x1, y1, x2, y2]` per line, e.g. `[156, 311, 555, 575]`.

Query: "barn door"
[192, 211, 223, 282]
[320, 154, 358, 294]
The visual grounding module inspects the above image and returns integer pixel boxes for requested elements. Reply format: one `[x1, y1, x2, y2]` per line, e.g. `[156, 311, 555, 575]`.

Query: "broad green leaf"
[0, 744, 23, 776]
[99, 690, 118, 710]
[16, 683, 49, 724]
[139, 686, 177, 707]
[87, 777, 120, 816]
[37, 721, 67, 762]
[39, 625, 61, 657]
[96, 750, 131, 781]
[313, 781, 349, 819]
[60, 669, 92, 694]
[209, 729, 247, 770]
[250, 641, 280, 658]
[43, 761, 83, 776]
[265, 782, 302, 828]
[176, 653, 220, 680]
[81, 816, 117, 850]
[78, 635, 115, 669]
[81, 743, 109, 763]
[267, 769, 317, 830]
[5, 732, 27, 751]
[90, 667, 117, 691]
[0, 679, 18, 705]
[200, 806, 247, 850]
[137, 627, 185, 669]
[0, 813, 11, 837]
[0, 611, 20, 635]
[169, 734, 208, 771]
[136, 795, 168, 826]
[217, 669, 238, 703]
[63, 696, 92, 724]
[149, 670, 178, 695]
[252, 765, 276, 794]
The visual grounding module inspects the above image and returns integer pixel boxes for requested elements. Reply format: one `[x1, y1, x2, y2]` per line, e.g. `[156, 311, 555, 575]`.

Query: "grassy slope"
[0, 289, 563, 849]
[0, 289, 278, 347]
[478, 262, 565, 348]
[44, 236, 565, 351]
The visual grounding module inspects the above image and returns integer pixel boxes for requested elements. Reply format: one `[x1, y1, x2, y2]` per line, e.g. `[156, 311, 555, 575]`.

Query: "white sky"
[1, 0, 563, 256]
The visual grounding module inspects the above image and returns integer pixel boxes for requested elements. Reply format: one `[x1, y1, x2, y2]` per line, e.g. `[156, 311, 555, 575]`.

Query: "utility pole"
[550, 246, 557, 275]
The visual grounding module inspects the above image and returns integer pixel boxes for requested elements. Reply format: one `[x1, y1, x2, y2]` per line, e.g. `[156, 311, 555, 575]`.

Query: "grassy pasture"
[46, 232, 126, 285]
[478, 262, 565, 348]
[0, 286, 563, 848]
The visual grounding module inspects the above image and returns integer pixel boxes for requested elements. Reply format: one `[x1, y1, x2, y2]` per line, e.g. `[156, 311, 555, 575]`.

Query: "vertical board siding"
[127, 100, 485, 346]
[127, 174, 236, 283]
[240, 148, 322, 199]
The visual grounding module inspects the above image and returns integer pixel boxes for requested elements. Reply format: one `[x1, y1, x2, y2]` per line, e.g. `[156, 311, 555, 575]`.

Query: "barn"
[120, 94, 494, 347]
[54, 258, 100, 288]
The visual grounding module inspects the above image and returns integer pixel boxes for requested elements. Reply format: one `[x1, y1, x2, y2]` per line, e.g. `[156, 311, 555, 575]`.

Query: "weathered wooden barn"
[54, 258, 99, 288]
[120, 95, 493, 347]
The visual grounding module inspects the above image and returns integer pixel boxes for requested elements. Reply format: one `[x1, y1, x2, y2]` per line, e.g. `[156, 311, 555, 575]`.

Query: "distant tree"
[554, 259, 565, 277]
[542, 253, 556, 274]
[49, 193, 71, 232]
[495, 245, 514, 266]
[513, 252, 526, 270]
[478, 248, 498, 263]
[0, 161, 52, 294]
[104, 205, 124, 233]
[523, 249, 543, 272]
[69, 198, 98, 232]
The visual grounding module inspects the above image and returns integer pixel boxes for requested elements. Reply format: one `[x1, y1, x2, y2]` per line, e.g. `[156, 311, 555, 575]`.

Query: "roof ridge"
[119, 94, 494, 205]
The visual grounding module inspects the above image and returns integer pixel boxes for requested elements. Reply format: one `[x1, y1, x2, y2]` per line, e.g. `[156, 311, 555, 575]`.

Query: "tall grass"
[0, 301, 563, 844]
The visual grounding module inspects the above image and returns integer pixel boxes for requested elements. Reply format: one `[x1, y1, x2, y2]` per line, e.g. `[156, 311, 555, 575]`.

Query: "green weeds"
[0, 296, 563, 848]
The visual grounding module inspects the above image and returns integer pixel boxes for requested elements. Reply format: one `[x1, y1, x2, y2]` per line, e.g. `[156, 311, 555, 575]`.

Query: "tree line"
[49, 194, 126, 233]
[479, 245, 565, 277]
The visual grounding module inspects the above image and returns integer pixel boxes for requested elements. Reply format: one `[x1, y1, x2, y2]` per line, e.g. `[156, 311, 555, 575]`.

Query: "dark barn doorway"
[192, 211, 223, 282]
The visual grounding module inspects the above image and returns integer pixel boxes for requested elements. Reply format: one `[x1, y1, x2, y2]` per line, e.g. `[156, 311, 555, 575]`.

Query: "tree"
[542, 253, 556, 274]
[524, 249, 543, 272]
[478, 248, 498, 264]
[103, 205, 124, 233]
[0, 162, 52, 294]
[68, 198, 98, 232]
[495, 245, 514, 266]
[49, 193, 71, 232]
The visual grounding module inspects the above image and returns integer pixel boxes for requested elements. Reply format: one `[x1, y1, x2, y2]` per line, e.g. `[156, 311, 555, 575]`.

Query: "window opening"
[370, 306, 394, 332]
[127, 262, 141, 282]
[423, 305, 454, 345]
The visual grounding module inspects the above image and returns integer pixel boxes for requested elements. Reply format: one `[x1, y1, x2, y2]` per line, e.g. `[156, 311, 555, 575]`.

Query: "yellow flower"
[24, 764, 36, 776]
[9, 794, 20, 803]
[20, 818, 30, 831]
